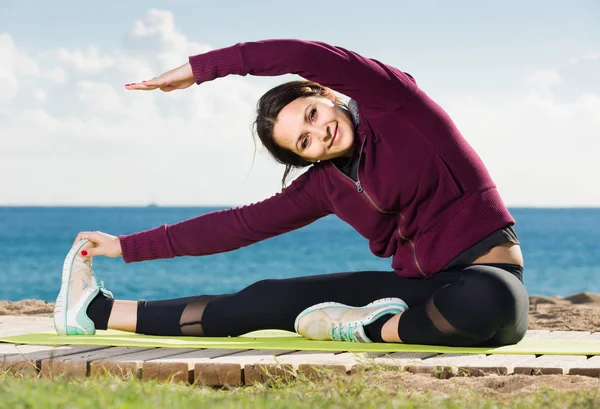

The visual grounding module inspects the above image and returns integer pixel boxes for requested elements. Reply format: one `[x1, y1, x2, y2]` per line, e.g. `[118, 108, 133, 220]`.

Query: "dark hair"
[253, 80, 346, 189]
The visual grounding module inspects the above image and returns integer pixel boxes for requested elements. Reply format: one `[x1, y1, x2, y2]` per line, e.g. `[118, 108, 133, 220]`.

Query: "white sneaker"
[53, 239, 113, 335]
[294, 297, 408, 343]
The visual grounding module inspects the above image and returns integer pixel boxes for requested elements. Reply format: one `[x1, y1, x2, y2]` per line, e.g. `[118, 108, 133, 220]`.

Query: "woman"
[53, 39, 528, 346]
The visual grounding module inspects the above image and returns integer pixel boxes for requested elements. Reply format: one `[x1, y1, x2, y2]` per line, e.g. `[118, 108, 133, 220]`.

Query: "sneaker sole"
[293, 297, 408, 333]
[53, 239, 92, 335]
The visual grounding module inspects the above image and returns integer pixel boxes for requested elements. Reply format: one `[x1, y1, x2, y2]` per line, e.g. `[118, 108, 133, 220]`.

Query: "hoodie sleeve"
[188, 39, 419, 114]
[119, 166, 331, 263]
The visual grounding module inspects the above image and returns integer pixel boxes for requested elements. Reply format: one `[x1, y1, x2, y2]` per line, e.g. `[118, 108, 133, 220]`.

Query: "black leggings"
[135, 263, 529, 347]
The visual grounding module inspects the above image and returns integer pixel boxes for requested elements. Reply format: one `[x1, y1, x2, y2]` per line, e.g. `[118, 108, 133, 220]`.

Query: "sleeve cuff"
[188, 44, 243, 84]
[119, 225, 174, 263]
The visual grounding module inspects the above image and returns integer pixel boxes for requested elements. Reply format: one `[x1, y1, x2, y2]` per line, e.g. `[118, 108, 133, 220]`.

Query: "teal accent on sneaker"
[98, 281, 114, 299]
[294, 297, 409, 343]
[67, 287, 99, 335]
[65, 325, 87, 335]
[329, 306, 404, 342]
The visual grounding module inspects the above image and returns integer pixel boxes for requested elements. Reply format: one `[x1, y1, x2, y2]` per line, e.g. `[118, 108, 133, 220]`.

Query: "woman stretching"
[53, 39, 528, 346]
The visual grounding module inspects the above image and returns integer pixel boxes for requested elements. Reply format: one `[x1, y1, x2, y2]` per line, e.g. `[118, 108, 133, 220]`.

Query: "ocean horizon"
[1, 206, 598, 302]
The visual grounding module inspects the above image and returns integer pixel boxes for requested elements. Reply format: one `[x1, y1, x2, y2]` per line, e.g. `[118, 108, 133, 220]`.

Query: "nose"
[310, 124, 330, 142]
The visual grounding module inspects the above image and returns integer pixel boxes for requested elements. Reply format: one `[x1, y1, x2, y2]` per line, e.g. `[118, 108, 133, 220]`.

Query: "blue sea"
[0, 207, 598, 302]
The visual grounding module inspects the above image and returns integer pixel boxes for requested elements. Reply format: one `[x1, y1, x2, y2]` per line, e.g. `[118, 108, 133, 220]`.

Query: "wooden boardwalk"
[1, 316, 599, 385]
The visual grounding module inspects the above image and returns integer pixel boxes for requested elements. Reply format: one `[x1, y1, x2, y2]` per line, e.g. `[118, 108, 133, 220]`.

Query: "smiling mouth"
[329, 124, 338, 149]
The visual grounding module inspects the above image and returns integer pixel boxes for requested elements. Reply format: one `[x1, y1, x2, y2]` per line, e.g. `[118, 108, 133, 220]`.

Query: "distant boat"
[146, 203, 159, 208]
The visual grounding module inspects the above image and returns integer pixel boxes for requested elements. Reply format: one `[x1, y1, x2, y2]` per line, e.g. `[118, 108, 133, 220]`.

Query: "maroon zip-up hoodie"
[119, 39, 515, 278]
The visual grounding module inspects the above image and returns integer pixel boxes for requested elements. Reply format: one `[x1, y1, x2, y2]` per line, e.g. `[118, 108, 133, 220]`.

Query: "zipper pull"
[356, 181, 364, 193]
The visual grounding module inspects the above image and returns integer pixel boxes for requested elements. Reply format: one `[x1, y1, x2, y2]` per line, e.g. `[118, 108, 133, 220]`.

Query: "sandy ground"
[365, 371, 600, 399]
[1, 293, 600, 396]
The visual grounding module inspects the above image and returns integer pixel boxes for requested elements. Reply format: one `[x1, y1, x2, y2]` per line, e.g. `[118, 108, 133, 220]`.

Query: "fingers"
[125, 81, 178, 92]
[72, 231, 100, 248]
[81, 246, 99, 258]
[125, 81, 160, 91]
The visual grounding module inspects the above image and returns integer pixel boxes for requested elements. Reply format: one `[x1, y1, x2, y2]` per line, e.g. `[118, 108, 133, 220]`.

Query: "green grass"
[0, 369, 599, 409]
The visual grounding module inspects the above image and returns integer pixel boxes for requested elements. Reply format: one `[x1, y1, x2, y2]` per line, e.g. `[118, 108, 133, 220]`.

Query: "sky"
[1, 0, 599, 207]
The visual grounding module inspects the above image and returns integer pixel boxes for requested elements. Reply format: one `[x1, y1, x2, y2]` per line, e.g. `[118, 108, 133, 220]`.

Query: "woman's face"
[272, 93, 355, 162]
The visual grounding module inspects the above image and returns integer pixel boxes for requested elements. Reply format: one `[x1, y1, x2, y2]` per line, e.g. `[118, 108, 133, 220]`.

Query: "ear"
[320, 88, 337, 103]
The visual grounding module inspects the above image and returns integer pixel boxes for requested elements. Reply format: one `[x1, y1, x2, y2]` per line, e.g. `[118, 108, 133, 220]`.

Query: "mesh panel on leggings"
[179, 295, 215, 336]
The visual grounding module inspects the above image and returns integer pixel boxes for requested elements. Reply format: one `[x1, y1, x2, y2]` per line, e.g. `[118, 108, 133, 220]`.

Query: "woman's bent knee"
[429, 266, 528, 345]
[460, 266, 529, 344]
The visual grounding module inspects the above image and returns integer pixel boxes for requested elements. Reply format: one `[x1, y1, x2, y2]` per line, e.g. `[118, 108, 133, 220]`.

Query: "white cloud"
[443, 74, 600, 207]
[526, 69, 563, 92]
[0, 33, 40, 76]
[1, 10, 599, 207]
[48, 46, 114, 73]
[0, 32, 67, 97]
[0, 65, 18, 101]
[0, 33, 38, 101]
[33, 89, 47, 101]
[569, 51, 600, 65]
[128, 9, 212, 70]
[76, 80, 125, 113]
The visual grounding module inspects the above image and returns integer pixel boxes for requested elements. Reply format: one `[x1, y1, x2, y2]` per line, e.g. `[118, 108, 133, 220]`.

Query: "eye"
[309, 107, 317, 122]
[301, 135, 310, 150]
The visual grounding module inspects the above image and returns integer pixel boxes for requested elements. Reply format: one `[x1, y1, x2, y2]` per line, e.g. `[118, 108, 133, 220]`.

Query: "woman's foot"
[294, 298, 408, 343]
[53, 239, 113, 335]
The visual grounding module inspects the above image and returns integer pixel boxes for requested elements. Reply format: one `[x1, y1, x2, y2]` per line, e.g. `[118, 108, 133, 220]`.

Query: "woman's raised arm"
[127, 39, 420, 113]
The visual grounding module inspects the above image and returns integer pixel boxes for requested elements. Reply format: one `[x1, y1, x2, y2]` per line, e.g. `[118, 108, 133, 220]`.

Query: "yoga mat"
[1, 330, 600, 356]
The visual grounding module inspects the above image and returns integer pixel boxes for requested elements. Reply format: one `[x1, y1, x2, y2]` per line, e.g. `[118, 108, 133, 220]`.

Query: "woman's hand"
[72, 231, 123, 258]
[125, 62, 195, 92]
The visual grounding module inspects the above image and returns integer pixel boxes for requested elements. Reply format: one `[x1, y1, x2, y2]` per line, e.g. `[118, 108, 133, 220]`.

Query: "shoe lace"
[330, 322, 359, 342]
[96, 279, 114, 299]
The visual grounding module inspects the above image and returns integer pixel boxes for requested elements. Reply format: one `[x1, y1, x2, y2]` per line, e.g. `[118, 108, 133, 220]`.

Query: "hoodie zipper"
[332, 137, 426, 277]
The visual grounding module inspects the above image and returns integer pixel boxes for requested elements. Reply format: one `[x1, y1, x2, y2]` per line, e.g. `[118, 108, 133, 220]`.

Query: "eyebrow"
[295, 103, 312, 151]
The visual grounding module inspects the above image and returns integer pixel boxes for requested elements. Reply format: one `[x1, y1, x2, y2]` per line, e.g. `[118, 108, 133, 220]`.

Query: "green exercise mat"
[1, 330, 599, 355]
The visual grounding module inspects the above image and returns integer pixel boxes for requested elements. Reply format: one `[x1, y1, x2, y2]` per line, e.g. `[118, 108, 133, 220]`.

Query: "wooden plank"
[145, 348, 247, 384]
[408, 354, 487, 378]
[2, 345, 107, 361]
[1, 345, 108, 375]
[471, 330, 597, 376]
[193, 349, 295, 386]
[513, 355, 588, 375]
[334, 351, 390, 373]
[569, 356, 600, 377]
[287, 351, 378, 368]
[372, 352, 439, 369]
[458, 354, 537, 376]
[90, 348, 199, 379]
[248, 350, 383, 382]
[0, 344, 23, 355]
[39, 347, 155, 379]
[1, 344, 71, 357]
[259, 351, 347, 381]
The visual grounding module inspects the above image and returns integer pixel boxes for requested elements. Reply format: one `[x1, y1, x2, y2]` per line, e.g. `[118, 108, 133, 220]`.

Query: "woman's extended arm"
[128, 39, 420, 113]
[75, 166, 331, 262]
